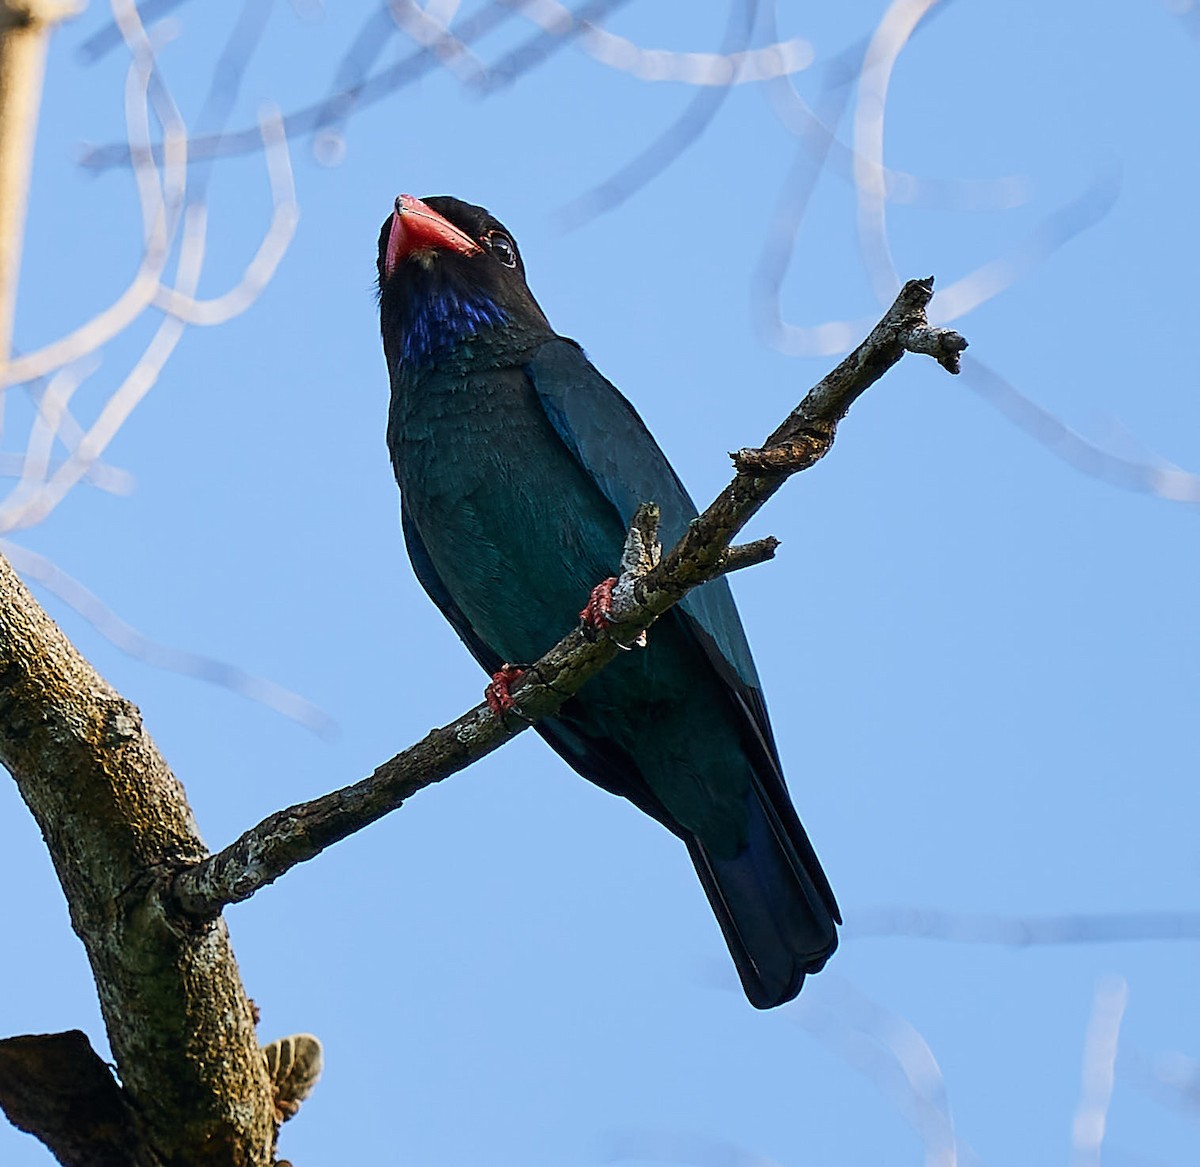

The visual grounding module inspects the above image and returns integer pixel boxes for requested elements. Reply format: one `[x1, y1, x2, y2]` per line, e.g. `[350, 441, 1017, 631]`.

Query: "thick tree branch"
[172, 276, 966, 918]
[0, 6, 282, 1162]
[0, 553, 275, 1163]
[0, 1030, 144, 1167]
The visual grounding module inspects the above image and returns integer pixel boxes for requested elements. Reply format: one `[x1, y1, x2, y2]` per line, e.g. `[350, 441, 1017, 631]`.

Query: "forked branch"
[171, 277, 966, 918]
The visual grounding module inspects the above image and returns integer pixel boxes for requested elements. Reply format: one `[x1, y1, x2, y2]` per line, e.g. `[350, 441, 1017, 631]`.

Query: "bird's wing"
[524, 336, 777, 755]
[401, 502, 504, 677]
[525, 337, 840, 938]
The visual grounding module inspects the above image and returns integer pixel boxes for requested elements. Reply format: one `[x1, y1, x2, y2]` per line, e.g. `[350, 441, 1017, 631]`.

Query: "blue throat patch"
[402, 285, 508, 369]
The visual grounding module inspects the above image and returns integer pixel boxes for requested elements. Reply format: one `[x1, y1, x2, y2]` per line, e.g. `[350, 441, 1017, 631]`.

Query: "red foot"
[485, 664, 526, 716]
[579, 577, 618, 629]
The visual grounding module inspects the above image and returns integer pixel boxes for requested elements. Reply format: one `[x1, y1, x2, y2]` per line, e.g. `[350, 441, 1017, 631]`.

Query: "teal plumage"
[378, 195, 839, 1007]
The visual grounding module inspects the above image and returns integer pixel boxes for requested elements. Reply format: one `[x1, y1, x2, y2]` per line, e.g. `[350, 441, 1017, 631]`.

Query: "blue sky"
[3, 2, 1199, 1164]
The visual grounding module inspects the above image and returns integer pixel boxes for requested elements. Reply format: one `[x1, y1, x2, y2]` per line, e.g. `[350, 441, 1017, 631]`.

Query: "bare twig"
[1071, 977, 1128, 1167]
[786, 977, 974, 1167]
[1, 5, 186, 390]
[961, 356, 1200, 505]
[150, 105, 298, 326]
[554, 0, 755, 229]
[755, 0, 1114, 358]
[1132, 1047, 1200, 1119]
[718, 537, 780, 575]
[388, 0, 485, 84]
[763, 0, 1024, 215]
[471, 0, 636, 95]
[171, 276, 966, 918]
[577, 7, 814, 84]
[852, 0, 945, 306]
[79, 0, 634, 169]
[925, 167, 1120, 325]
[601, 1128, 790, 1167]
[0, 13, 297, 534]
[4, 541, 335, 736]
[0, 2, 314, 739]
[847, 907, 1200, 945]
[15, 369, 137, 496]
[76, 0, 190, 63]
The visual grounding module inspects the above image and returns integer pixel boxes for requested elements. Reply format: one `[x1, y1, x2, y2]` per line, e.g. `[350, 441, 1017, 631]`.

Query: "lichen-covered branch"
[172, 276, 966, 919]
[0, 552, 275, 1163]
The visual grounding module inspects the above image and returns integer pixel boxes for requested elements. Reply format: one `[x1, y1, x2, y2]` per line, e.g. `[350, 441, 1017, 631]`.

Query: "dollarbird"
[377, 194, 839, 1008]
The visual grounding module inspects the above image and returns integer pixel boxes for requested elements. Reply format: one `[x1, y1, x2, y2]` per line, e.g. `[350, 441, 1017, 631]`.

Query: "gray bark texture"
[0, 553, 275, 1164]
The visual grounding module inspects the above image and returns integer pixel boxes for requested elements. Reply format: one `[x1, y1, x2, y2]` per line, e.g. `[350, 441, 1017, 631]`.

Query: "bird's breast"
[389, 364, 628, 662]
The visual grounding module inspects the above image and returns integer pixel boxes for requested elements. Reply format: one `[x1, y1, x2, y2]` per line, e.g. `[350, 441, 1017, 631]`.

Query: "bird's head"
[377, 195, 549, 372]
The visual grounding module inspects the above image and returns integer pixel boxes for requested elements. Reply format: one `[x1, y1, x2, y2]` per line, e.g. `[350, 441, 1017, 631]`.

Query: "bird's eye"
[486, 232, 517, 268]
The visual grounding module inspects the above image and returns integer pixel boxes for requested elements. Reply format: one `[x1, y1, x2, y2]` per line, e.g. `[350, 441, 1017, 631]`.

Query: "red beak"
[383, 194, 482, 277]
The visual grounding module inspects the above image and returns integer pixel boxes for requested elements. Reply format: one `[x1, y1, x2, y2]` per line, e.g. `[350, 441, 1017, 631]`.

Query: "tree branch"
[0, 1030, 144, 1167]
[172, 276, 966, 919]
[718, 537, 781, 576]
[0, 553, 275, 1163]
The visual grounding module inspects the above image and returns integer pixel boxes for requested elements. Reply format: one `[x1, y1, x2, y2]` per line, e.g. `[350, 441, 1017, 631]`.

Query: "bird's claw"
[580, 576, 647, 649]
[579, 577, 618, 630]
[485, 664, 526, 717]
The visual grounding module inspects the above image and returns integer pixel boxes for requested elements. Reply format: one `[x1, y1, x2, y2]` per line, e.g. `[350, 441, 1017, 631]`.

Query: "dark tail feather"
[686, 785, 839, 1009]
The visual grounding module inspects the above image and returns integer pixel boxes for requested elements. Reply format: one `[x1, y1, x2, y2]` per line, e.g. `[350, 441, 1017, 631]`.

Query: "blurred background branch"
[0, 1, 78, 368]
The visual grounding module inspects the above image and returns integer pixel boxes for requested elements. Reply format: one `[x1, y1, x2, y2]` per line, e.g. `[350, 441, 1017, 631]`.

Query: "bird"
[377, 193, 839, 1008]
